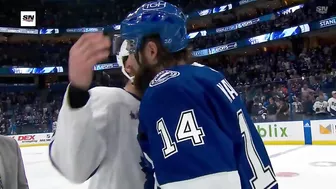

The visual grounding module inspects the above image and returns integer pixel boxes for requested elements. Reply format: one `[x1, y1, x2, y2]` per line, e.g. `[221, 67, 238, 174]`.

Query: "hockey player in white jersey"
[327, 91, 336, 116]
[49, 33, 145, 189]
[313, 95, 328, 115]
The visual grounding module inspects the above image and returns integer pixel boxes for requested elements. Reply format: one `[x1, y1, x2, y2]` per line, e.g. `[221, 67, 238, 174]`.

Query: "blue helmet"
[121, 1, 188, 53]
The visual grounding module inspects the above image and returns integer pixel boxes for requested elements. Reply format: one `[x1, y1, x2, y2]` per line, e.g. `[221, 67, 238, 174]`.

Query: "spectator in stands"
[267, 97, 277, 121]
[302, 95, 315, 116]
[301, 83, 315, 99]
[8, 118, 17, 135]
[292, 96, 303, 113]
[276, 98, 289, 121]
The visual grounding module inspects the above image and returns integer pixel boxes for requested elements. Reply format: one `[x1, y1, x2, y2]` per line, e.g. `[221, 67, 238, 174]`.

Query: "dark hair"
[140, 34, 192, 67]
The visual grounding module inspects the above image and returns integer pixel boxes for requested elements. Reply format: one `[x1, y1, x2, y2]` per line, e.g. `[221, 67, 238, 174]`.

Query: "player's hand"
[68, 33, 111, 90]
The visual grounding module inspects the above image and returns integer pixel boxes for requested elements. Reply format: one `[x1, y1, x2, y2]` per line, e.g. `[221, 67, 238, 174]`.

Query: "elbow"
[66, 175, 89, 184]
[49, 156, 90, 183]
[59, 163, 99, 184]
[48, 141, 100, 183]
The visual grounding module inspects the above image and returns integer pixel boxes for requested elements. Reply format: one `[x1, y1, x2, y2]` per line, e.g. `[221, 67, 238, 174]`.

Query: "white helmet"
[116, 40, 134, 81]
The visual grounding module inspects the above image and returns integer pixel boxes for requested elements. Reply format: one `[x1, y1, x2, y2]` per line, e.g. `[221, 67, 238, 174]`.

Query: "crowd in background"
[0, 0, 230, 68]
[0, 41, 72, 68]
[0, 0, 335, 135]
[192, 3, 335, 50]
[1, 43, 336, 135]
[0, 72, 125, 135]
[0, 0, 334, 67]
[222, 45, 336, 122]
[0, 91, 62, 135]
[0, 0, 229, 28]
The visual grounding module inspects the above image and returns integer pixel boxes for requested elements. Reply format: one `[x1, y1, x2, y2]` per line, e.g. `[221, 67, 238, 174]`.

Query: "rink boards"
[255, 119, 336, 145]
[8, 133, 52, 147]
[9, 119, 336, 147]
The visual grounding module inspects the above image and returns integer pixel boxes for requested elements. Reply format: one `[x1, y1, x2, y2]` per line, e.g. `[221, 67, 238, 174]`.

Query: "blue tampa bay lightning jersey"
[138, 63, 278, 189]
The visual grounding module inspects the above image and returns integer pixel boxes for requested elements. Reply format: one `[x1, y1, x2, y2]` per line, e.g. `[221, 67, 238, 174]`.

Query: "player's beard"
[133, 56, 161, 96]
[133, 43, 183, 95]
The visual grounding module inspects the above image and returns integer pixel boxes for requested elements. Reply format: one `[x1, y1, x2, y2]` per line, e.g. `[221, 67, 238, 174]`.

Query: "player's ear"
[145, 41, 158, 65]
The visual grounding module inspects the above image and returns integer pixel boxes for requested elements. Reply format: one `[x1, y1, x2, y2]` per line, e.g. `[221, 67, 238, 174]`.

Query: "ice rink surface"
[22, 145, 336, 189]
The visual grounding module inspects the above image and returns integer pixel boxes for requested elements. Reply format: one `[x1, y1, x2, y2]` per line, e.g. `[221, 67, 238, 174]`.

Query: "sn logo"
[23, 15, 34, 22]
[143, 1, 167, 10]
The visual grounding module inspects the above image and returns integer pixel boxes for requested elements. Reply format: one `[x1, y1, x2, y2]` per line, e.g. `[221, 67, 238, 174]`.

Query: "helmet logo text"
[143, 1, 167, 10]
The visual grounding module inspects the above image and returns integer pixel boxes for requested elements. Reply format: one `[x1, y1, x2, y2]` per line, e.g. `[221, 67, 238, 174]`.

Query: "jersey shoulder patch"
[149, 70, 180, 87]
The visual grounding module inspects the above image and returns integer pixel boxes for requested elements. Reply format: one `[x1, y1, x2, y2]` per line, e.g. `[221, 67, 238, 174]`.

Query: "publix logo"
[256, 124, 288, 138]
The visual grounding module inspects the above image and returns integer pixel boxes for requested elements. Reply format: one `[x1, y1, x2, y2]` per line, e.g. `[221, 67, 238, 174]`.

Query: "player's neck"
[176, 60, 186, 66]
[124, 81, 142, 99]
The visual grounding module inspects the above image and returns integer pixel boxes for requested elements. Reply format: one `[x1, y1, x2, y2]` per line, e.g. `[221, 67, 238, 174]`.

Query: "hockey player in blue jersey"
[119, 1, 278, 188]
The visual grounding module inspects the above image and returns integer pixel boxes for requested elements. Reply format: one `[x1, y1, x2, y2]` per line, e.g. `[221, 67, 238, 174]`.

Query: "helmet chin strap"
[129, 50, 143, 85]
[121, 68, 134, 83]
[122, 51, 142, 84]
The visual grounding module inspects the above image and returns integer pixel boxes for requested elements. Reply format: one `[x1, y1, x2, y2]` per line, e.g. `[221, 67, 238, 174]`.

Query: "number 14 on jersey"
[156, 108, 276, 189]
[156, 109, 205, 159]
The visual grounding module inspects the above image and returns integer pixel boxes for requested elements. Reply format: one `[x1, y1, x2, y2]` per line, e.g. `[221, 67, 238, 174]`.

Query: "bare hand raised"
[68, 33, 111, 90]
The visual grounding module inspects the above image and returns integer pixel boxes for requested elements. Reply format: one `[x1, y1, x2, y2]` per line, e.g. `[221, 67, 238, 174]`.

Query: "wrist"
[68, 84, 90, 108]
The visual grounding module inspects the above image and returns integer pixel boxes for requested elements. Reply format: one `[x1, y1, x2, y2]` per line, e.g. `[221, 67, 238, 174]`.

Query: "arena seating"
[0, 0, 229, 28]
[0, 0, 334, 67]
[1, 43, 335, 135]
[192, 5, 333, 50]
[196, 43, 336, 121]
[0, 0, 335, 135]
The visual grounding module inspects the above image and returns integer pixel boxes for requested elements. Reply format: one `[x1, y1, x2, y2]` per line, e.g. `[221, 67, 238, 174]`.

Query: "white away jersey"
[327, 97, 336, 116]
[313, 100, 328, 114]
[49, 86, 145, 189]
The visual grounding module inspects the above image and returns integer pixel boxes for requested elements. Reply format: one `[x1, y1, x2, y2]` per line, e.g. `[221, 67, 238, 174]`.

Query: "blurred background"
[0, 0, 335, 135]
